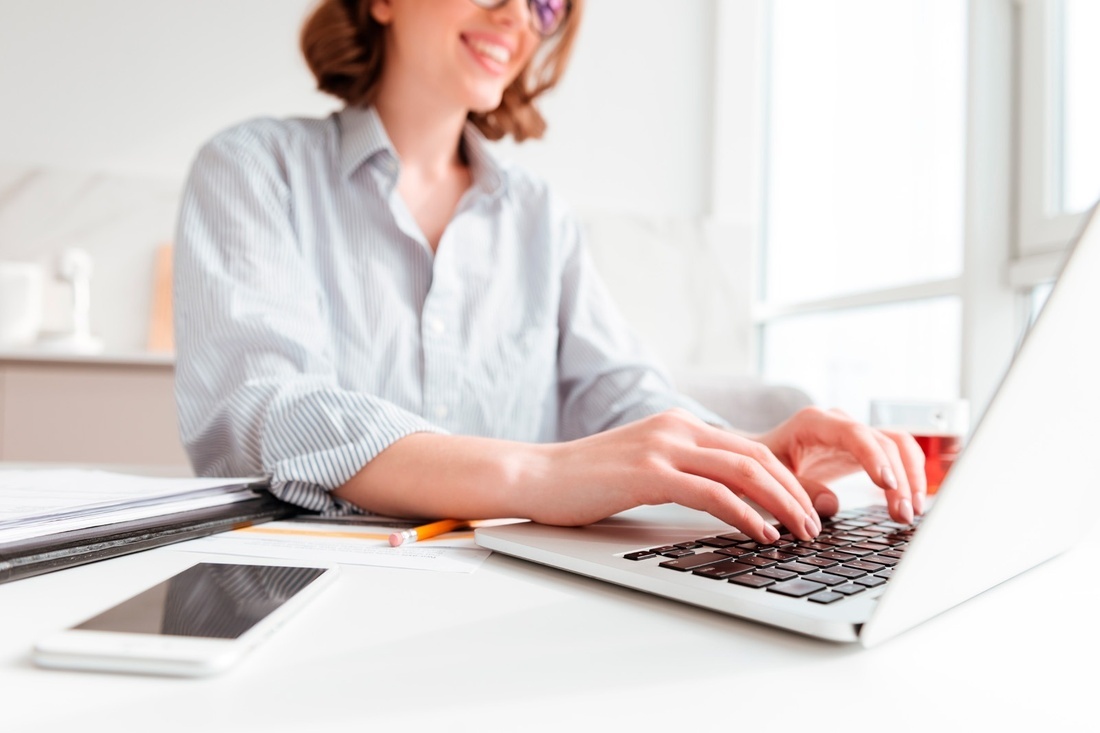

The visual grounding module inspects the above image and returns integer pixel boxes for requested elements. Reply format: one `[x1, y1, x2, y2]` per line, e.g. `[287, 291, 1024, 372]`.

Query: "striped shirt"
[174, 105, 723, 514]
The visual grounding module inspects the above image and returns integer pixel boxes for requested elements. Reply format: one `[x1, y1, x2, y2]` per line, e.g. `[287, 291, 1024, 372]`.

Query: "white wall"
[0, 0, 718, 208]
[0, 0, 748, 370]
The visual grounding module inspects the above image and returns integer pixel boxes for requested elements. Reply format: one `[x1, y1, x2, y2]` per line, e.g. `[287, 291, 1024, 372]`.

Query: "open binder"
[0, 470, 298, 584]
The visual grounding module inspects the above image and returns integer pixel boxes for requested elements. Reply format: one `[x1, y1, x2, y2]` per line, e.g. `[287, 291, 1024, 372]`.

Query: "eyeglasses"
[468, 0, 572, 38]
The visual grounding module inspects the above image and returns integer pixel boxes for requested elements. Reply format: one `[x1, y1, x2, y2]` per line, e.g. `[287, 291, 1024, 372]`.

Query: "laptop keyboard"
[622, 506, 918, 605]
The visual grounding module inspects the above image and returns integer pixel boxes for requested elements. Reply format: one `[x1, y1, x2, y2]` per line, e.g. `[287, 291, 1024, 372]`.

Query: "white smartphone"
[32, 561, 338, 677]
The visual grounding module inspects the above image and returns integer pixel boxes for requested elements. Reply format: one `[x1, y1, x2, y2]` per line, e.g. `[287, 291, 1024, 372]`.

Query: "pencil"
[388, 519, 470, 547]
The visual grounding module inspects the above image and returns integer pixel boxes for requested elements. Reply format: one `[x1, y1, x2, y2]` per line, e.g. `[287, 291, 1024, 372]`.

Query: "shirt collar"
[337, 105, 508, 201]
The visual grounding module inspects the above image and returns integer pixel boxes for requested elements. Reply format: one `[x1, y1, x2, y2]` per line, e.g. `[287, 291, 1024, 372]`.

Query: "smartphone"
[32, 561, 338, 677]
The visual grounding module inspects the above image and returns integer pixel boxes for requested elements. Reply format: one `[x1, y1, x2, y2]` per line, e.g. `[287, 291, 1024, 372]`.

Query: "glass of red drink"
[869, 399, 970, 495]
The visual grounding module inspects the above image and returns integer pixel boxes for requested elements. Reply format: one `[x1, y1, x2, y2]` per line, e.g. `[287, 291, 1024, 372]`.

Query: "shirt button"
[434, 405, 449, 420]
[427, 317, 445, 335]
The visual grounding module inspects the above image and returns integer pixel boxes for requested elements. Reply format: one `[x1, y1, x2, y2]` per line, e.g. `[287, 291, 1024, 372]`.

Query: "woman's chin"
[465, 89, 506, 115]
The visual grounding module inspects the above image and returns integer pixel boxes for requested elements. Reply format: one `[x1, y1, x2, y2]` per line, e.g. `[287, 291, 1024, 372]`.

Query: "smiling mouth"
[463, 35, 512, 67]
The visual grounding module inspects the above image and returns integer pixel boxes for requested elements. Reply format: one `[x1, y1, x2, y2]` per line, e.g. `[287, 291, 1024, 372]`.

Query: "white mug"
[0, 262, 45, 347]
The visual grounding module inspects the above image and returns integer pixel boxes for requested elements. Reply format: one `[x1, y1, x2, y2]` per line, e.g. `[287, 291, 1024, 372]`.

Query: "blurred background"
[0, 0, 1096, 464]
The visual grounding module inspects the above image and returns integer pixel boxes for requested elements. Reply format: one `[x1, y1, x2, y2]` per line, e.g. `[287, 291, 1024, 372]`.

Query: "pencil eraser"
[388, 533, 403, 547]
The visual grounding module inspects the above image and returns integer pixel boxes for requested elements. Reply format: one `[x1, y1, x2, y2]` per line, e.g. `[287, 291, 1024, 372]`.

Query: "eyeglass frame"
[467, 0, 573, 38]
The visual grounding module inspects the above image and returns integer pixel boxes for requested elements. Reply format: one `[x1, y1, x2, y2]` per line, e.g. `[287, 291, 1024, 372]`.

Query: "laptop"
[476, 204, 1100, 646]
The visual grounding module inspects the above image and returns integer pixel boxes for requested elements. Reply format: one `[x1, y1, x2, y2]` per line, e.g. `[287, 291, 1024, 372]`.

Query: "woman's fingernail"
[912, 491, 925, 514]
[763, 525, 780, 543]
[897, 498, 914, 524]
[880, 465, 898, 491]
[803, 514, 819, 539]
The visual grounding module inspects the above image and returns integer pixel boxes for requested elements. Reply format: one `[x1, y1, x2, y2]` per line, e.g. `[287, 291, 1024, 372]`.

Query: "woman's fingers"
[798, 477, 840, 518]
[879, 428, 927, 514]
[869, 431, 914, 523]
[804, 413, 917, 524]
[697, 429, 818, 521]
[679, 446, 820, 541]
[659, 473, 783, 544]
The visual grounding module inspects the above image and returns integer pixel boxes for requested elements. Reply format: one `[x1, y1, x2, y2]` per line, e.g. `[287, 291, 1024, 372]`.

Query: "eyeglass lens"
[529, 0, 568, 36]
[469, 0, 570, 37]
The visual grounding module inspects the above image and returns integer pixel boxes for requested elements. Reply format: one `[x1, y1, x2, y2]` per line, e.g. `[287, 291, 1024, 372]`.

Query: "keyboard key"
[738, 555, 779, 568]
[854, 575, 887, 588]
[767, 579, 827, 597]
[756, 549, 797, 562]
[818, 551, 859, 562]
[714, 547, 754, 558]
[808, 591, 845, 604]
[698, 537, 738, 548]
[662, 549, 696, 558]
[827, 565, 868, 579]
[830, 545, 874, 557]
[803, 572, 848, 587]
[845, 560, 887, 573]
[755, 567, 799, 581]
[658, 552, 733, 571]
[865, 554, 899, 567]
[624, 551, 657, 561]
[851, 541, 891, 552]
[832, 583, 866, 596]
[875, 568, 895, 579]
[800, 556, 839, 569]
[781, 561, 821, 575]
[649, 546, 676, 554]
[674, 541, 702, 549]
[693, 562, 755, 579]
[718, 531, 753, 542]
[729, 573, 776, 588]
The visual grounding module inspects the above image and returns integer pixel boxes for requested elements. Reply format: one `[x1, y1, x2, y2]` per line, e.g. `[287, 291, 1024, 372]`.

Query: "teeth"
[467, 39, 510, 65]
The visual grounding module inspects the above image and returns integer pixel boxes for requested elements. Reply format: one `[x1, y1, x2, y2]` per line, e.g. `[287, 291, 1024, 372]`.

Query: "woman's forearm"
[331, 432, 556, 521]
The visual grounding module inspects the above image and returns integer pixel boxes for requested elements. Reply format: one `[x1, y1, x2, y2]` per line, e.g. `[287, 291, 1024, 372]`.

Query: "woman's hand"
[534, 406, 925, 541]
[533, 408, 823, 543]
[754, 406, 927, 524]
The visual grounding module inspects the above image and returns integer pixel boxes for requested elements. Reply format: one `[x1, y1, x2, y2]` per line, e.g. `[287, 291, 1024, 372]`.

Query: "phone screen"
[74, 563, 328, 640]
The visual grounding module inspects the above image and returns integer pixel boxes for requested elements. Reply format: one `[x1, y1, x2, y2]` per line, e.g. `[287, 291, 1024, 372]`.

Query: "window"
[1062, 1, 1100, 214]
[756, 0, 968, 421]
[746, 0, 1095, 424]
[1018, 0, 1100, 268]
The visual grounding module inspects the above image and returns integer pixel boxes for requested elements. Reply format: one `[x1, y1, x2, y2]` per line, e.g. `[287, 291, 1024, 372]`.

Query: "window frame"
[708, 0, 1033, 421]
[1015, 0, 1093, 288]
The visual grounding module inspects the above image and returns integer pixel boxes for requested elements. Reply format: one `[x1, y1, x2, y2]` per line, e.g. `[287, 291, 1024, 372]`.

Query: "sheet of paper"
[0, 469, 262, 543]
[0, 470, 260, 522]
[178, 519, 493, 573]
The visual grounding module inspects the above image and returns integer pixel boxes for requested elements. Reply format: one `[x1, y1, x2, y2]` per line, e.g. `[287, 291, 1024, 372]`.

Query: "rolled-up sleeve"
[173, 128, 444, 513]
[555, 211, 729, 439]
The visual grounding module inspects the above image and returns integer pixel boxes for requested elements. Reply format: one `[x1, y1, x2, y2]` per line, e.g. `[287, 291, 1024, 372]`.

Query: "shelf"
[0, 349, 175, 368]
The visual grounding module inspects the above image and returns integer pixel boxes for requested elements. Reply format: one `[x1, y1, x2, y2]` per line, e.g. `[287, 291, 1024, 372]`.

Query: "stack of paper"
[0, 469, 295, 584]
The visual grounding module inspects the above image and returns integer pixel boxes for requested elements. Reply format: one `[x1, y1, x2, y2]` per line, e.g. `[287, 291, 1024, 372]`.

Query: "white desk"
[3, 492, 1098, 733]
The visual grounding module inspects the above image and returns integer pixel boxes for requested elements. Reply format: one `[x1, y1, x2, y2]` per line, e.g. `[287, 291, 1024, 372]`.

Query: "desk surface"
[3, 485, 1098, 733]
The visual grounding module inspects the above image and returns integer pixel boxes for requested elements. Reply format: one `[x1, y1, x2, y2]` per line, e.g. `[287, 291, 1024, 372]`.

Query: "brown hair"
[300, 0, 584, 142]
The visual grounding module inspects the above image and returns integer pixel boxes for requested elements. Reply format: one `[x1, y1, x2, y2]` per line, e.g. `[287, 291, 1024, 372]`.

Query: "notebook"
[475, 203, 1100, 646]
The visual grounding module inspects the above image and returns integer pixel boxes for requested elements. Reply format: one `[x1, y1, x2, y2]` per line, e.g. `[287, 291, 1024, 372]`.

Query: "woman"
[174, 0, 924, 544]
